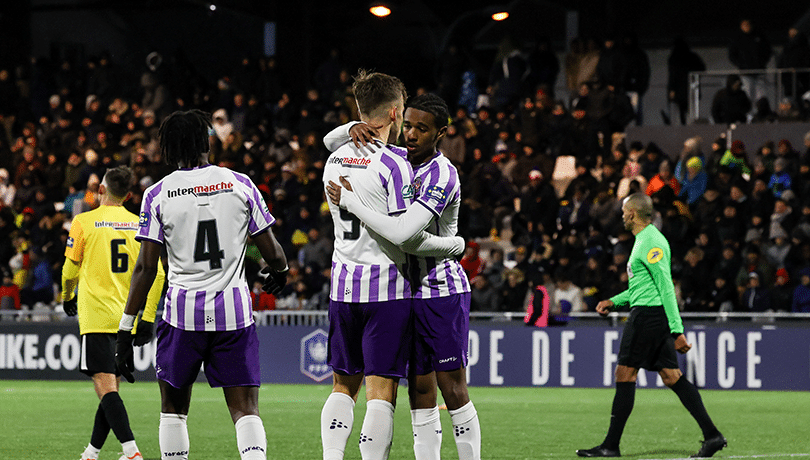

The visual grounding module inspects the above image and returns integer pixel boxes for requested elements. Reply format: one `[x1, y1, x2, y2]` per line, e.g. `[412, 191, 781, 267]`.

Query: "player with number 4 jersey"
[136, 160, 272, 331]
[117, 110, 288, 460]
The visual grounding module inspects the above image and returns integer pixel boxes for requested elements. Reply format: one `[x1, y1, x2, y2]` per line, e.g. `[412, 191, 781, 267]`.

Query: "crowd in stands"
[1, 21, 810, 320]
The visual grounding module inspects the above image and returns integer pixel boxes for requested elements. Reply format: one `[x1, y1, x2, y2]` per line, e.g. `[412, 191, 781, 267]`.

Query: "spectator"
[736, 246, 775, 294]
[666, 37, 706, 124]
[751, 97, 777, 123]
[771, 268, 793, 312]
[438, 123, 466, 170]
[500, 268, 528, 312]
[728, 19, 773, 101]
[711, 75, 751, 124]
[19, 248, 53, 308]
[211, 108, 234, 143]
[768, 158, 792, 199]
[0, 168, 15, 207]
[740, 271, 771, 313]
[460, 241, 485, 280]
[719, 140, 752, 176]
[765, 224, 791, 268]
[791, 268, 810, 313]
[676, 156, 708, 206]
[705, 273, 737, 313]
[622, 34, 651, 124]
[777, 28, 810, 99]
[550, 271, 585, 324]
[0, 270, 21, 312]
[646, 159, 680, 197]
[470, 275, 500, 312]
[680, 247, 709, 311]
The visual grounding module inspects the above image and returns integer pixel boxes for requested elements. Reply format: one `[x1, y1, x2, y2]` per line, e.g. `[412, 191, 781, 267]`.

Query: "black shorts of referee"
[617, 306, 679, 371]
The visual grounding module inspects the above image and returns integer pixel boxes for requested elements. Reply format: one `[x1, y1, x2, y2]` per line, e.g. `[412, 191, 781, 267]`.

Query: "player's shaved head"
[623, 193, 653, 220]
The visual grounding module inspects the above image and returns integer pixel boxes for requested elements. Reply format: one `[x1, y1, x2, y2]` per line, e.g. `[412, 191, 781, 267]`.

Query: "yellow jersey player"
[62, 165, 165, 460]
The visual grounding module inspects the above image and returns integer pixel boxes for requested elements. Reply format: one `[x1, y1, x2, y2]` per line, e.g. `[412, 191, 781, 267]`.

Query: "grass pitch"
[1, 381, 807, 459]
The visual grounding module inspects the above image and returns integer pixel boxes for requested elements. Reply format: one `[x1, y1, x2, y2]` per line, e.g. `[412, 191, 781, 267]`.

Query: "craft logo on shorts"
[647, 247, 664, 264]
[300, 328, 331, 382]
[139, 212, 150, 228]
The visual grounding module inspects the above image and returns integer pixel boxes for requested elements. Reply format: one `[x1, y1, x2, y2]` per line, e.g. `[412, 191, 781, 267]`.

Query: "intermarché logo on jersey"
[167, 181, 234, 198]
[329, 156, 372, 168]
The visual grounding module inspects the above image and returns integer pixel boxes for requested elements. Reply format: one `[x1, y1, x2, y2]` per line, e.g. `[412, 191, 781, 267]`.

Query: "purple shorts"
[327, 298, 412, 378]
[411, 293, 470, 375]
[155, 320, 261, 388]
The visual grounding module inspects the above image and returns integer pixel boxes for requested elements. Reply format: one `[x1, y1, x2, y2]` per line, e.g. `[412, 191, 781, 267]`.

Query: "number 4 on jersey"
[195, 220, 225, 269]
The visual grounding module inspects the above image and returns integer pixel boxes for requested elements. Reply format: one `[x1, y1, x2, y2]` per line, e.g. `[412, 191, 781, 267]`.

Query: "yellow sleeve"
[64, 217, 85, 262]
[61, 259, 81, 301]
[141, 262, 165, 323]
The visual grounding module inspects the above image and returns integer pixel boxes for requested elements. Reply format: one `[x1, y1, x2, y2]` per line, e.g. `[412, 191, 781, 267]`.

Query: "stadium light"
[369, 3, 391, 17]
[491, 11, 509, 21]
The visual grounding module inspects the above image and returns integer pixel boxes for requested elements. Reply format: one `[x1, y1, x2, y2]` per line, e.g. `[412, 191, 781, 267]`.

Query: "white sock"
[359, 399, 395, 460]
[82, 443, 101, 459]
[321, 392, 356, 460]
[121, 440, 140, 458]
[411, 406, 442, 460]
[449, 402, 481, 460]
[159, 413, 189, 460]
[235, 415, 267, 460]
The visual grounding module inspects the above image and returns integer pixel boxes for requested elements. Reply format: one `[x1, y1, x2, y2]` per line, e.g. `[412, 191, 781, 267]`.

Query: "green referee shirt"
[609, 224, 684, 334]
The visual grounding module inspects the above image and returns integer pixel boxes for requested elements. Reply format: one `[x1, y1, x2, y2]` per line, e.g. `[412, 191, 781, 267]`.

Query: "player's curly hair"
[102, 165, 133, 198]
[158, 109, 212, 167]
[406, 93, 450, 130]
[352, 69, 407, 119]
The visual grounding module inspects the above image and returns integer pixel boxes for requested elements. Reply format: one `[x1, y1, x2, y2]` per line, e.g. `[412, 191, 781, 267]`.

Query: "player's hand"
[63, 297, 78, 317]
[326, 180, 343, 207]
[674, 333, 692, 354]
[260, 265, 289, 296]
[338, 175, 353, 192]
[349, 122, 381, 152]
[115, 330, 135, 383]
[133, 318, 154, 347]
[595, 300, 613, 316]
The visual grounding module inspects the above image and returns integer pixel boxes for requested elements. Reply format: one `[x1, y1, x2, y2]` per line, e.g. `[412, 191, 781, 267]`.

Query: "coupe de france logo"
[300, 329, 330, 382]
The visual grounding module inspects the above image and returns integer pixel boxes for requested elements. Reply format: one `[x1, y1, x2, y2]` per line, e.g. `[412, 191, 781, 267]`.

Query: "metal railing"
[688, 67, 810, 124]
[3, 309, 810, 326]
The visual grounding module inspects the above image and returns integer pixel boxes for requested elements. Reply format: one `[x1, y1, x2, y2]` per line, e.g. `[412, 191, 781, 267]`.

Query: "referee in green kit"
[576, 193, 726, 458]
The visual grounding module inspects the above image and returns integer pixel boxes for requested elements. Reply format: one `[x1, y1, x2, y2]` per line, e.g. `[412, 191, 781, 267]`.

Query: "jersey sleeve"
[381, 154, 413, 215]
[64, 217, 85, 262]
[322, 121, 362, 152]
[242, 176, 275, 236]
[415, 163, 459, 218]
[136, 183, 164, 244]
[643, 245, 684, 334]
[609, 290, 630, 307]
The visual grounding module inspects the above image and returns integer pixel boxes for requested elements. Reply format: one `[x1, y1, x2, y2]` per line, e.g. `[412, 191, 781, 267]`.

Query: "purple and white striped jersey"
[399, 148, 470, 299]
[137, 164, 275, 331]
[324, 142, 414, 302]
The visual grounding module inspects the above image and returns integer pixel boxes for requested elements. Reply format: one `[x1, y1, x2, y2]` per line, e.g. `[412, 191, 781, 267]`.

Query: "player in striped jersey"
[62, 165, 165, 460]
[321, 72, 465, 460]
[325, 93, 480, 460]
[115, 110, 289, 460]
